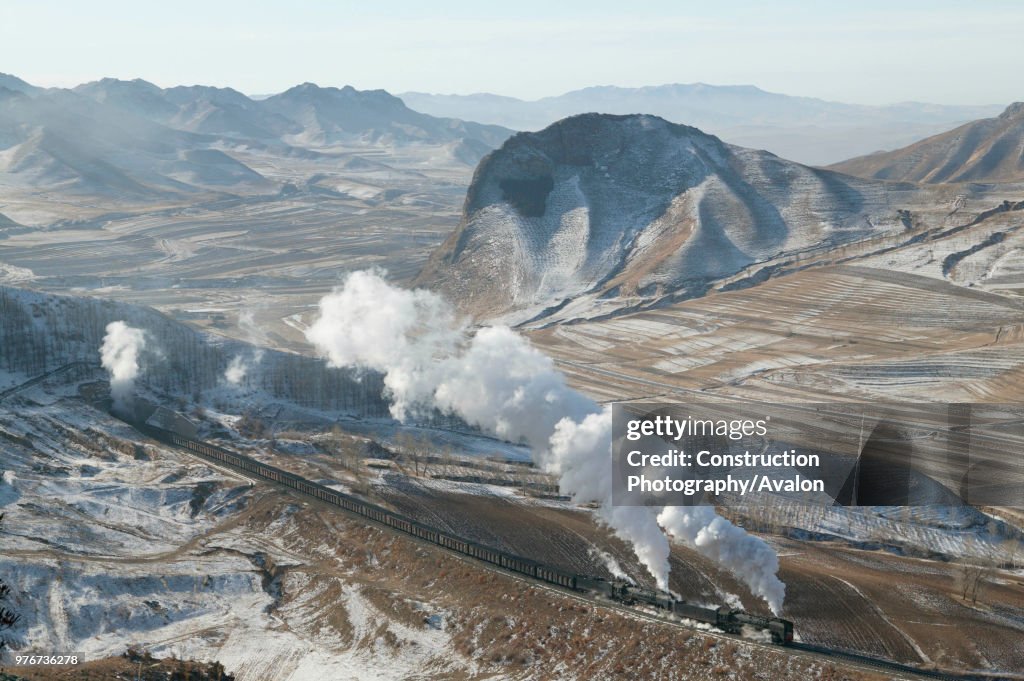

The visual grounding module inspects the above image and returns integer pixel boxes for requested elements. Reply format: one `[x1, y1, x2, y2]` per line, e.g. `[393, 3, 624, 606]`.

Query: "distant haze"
[399, 86, 1005, 164]
[2, 1, 1022, 107]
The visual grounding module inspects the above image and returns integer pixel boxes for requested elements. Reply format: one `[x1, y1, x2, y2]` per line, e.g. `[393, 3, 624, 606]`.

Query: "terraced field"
[530, 264, 1024, 406]
[0, 144, 471, 349]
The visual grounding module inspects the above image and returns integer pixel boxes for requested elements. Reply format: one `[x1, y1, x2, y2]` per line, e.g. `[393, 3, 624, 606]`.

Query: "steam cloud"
[306, 270, 785, 612]
[224, 356, 250, 385]
[100, 321, 146, 412]
[589, 547, 628, 581]
[658, 506, 784, 613]
[225, 310, 266, 385]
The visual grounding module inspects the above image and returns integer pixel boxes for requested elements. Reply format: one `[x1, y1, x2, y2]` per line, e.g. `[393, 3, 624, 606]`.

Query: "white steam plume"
[589, 546, 628, 582]
[224, 355, 250, 385]
[305, 271, 670, 585]
[225, 310, 266, 385]
[658, 506, 786, 614]
[305, 270, 785, 610]
[100, 321, 146, 412]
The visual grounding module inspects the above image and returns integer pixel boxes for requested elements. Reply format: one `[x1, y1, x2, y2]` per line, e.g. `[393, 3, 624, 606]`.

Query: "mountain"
[0, 86, 269, 198]
[400, 85, 1004, 165]
[828, 103, 1024, 184]
[162, 85, 298, 138]
[68, 78, 512, 158]
[0, 73, 41, 96]
[74, 77, 181, 120]
[415, 113, 960, 324]
[260, 83, 511, 150]
[74, 78, 297, 140]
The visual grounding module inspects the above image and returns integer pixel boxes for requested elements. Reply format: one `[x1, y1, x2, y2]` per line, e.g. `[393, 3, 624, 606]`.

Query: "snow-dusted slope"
[0, 87, 271, 198]
[0, 285, 387, 417]
[416, 114, 958, 324]
[830, 103, 1024, 184]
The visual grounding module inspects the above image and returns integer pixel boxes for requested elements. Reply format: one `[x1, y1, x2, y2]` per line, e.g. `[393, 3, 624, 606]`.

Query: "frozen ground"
[0, 395, 472, 680]
[0, 142, 471, 353]
[2, 389, 893, 681]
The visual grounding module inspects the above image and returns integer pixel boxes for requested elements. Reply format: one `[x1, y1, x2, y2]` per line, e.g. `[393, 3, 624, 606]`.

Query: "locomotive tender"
[139, 421, 794, 646]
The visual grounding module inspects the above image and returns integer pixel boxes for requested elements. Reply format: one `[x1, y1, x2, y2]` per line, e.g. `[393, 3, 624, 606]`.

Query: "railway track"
[142, 423, 1013, 681]
[0, 362, 94, 402]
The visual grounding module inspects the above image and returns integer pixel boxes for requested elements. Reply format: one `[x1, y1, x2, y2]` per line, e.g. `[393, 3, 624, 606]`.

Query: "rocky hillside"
[830, 102, 1024, 183]
[416, 113, 961, 324]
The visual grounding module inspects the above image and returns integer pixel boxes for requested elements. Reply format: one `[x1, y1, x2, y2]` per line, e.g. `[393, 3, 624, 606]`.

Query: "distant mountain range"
[0, 85, 250, 199]
[400, 85, 1005, 165]
[415, 113, 977, 324]
[0, 74, 514, 201]
[829, 102, 1024, 184]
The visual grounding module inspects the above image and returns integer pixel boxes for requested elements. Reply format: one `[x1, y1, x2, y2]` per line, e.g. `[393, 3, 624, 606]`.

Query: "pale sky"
[2, 0, 1022, 105]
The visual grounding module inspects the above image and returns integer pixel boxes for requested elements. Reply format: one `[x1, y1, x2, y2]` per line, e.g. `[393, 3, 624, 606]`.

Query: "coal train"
[140, 422, 794, 645]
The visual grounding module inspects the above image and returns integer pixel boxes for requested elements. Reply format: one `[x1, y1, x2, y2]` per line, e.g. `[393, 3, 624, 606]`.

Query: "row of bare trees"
[0, 286, 391, 417]
[0, 513, 20, 655]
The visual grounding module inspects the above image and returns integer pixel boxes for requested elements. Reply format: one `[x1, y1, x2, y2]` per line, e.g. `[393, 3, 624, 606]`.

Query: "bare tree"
[0, 513, 20, 654]
[391, 431, 414, 476]
[325, 426, 364, 482]
[391, 432, 433, 477]
[439, 445, 456, 478]
[955, 559, 988, 605]
[409, 435, 432, 478]
[1002, 538, 1021, 569]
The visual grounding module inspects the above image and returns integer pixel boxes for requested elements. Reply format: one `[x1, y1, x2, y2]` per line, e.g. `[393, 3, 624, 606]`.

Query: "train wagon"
[142, 422, 795, 646]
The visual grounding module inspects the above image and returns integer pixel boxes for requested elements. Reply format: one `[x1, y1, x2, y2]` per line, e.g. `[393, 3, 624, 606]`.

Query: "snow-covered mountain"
[829, 102, 1024, 183]
[415, 113, 966, 324]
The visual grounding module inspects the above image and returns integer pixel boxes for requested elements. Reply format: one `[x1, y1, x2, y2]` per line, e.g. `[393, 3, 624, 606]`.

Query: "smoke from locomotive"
[305, 269, 786, 613]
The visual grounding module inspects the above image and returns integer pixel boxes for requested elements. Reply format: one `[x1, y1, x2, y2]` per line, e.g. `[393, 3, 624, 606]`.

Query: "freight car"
[139, 422, 793, 645]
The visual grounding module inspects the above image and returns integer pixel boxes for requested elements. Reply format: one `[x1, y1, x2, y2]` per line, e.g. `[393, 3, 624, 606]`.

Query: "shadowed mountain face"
[830, 103, 1024, 184]
[415, 113, 964, 325]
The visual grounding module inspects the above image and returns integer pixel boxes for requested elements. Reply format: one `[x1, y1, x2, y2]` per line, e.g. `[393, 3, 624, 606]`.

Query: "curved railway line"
[137, 422, 1012, 681]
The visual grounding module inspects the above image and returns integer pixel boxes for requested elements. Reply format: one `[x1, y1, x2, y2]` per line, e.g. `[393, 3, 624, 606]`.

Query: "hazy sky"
[2, 0, 1022, 105]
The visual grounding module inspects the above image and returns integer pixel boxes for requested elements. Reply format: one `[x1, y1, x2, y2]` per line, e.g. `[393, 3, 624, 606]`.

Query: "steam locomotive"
[136, 418, 794, 645]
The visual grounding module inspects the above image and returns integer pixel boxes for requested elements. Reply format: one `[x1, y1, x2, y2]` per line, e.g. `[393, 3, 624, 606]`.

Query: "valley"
[2, 67, 1024, 681]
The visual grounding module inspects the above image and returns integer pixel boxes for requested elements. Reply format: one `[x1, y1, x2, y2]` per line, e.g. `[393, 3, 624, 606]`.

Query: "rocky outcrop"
[416, 114, 951, 324]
